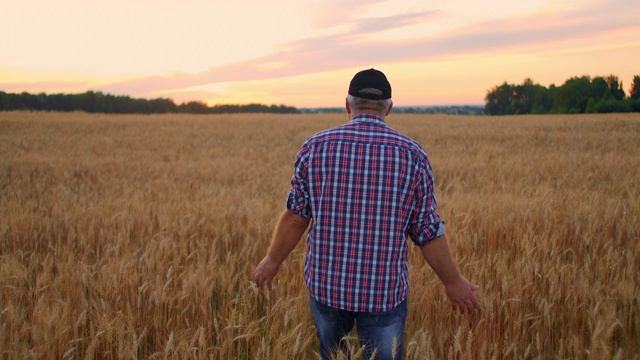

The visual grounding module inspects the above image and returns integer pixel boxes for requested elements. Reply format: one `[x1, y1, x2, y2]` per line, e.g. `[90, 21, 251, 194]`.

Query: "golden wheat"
[1, 111, 638, 359]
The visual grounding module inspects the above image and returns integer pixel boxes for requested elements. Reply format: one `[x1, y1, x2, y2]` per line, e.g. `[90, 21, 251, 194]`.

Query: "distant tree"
[0, 91, 10, 110]
[484, 74, 640, 115]
[76, 91, 98, 112]
[605, 75, 625, 100]
[132, 98, 151, 114]
[511, 78, 536, 114]
[20, 92, 37, 110]
[585, 98, 597, 113]
[149, 98, 177, 113]
[630, 75, 640, 100]
[178, 101, 209, 114]
[591, 76, 609, 101]
[593, 99, 631, 113]
[485, 79, 550, 115]
[484, 82, 514, 115]
[112, 95, 133, 113]
[0, 89, 289, 114]
[269, 104, 299, 113]
[629, 99, 640, 112]
[551, 76, 593, 113]
[531, 85, 554, 114]
[7, 93, 21, 109]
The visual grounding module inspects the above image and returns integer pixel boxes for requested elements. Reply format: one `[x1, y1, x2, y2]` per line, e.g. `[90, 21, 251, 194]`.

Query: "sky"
[1, 0, 639, 108]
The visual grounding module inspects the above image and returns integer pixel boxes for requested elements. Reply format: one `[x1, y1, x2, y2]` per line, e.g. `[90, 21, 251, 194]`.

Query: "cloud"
[309, 0, 388, 28]
[351, 11, 439, 34]
[10, 0, 640, 99]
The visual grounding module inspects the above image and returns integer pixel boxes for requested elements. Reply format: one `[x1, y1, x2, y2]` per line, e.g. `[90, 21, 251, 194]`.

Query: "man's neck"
[348, 111, 385, 120]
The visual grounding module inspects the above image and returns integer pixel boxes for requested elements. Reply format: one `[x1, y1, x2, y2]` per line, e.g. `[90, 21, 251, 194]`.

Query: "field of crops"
[1, 111, 638, 359]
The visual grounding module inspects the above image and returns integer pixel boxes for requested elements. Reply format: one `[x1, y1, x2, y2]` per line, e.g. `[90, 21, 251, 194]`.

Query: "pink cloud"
[103, 2, 635, 95]
[9, 0, 640, 101]
[308, 0, 388, 28]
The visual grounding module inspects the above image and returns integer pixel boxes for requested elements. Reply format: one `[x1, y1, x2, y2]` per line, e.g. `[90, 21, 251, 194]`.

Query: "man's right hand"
[254, 256, 281, 291]
[253, 211, 310, 291]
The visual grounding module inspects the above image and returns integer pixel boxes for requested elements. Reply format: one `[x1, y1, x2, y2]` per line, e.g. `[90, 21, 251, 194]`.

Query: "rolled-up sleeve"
[286, 144, 312, 219]
[406, 159, 445, 246]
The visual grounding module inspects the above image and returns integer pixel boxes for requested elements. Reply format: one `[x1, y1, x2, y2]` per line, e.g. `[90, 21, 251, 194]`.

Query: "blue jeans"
[309, 295, 407, 360]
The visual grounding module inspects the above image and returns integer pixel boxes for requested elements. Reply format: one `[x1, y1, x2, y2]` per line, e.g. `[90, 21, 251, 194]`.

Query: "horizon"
[2, 0, 639, 108]
[0, 88, 486, 109]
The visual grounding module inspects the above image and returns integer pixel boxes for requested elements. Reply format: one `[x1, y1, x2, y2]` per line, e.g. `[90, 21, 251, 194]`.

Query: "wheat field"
[1, 111, 638, 359]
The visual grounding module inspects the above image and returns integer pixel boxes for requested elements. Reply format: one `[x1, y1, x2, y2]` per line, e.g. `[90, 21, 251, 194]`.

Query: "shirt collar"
[349, 114, 386, 125]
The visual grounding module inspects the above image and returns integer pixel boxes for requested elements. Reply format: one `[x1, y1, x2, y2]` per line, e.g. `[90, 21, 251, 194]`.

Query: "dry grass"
[1, 111, 638, 359]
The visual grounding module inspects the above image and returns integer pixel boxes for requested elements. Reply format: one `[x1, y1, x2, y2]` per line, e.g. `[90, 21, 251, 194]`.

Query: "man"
[254, 68, 478, 360]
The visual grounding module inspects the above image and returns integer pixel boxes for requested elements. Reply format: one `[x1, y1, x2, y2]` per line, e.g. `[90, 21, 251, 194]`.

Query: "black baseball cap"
[348, 68, 392, 100]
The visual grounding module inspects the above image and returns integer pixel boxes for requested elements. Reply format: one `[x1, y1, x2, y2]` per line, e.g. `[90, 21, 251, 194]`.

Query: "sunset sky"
[2, 0, 639, 108]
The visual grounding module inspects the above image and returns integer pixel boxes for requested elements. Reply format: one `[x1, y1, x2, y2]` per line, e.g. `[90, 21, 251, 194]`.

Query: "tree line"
[484, 75, 640, 115]
[0, 90, 300, 114]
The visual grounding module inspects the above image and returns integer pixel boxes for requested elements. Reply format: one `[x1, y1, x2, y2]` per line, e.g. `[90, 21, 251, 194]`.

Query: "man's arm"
[420, 234, 479, 314]
[254, 210, 311, 290]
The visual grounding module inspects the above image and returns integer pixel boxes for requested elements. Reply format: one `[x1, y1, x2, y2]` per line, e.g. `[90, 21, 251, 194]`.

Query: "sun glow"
[2, 0, 639, 107]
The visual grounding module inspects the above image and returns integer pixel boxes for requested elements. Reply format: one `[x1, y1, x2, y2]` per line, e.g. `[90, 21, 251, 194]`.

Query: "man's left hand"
[445, 276, 479, 314]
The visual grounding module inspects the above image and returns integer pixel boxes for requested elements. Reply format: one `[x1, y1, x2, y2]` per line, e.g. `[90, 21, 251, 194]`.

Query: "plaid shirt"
[286, 114, 444, 312]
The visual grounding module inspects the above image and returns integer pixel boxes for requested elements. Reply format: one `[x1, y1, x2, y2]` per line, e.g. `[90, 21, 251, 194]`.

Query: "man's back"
[287, 114, 443, 312]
